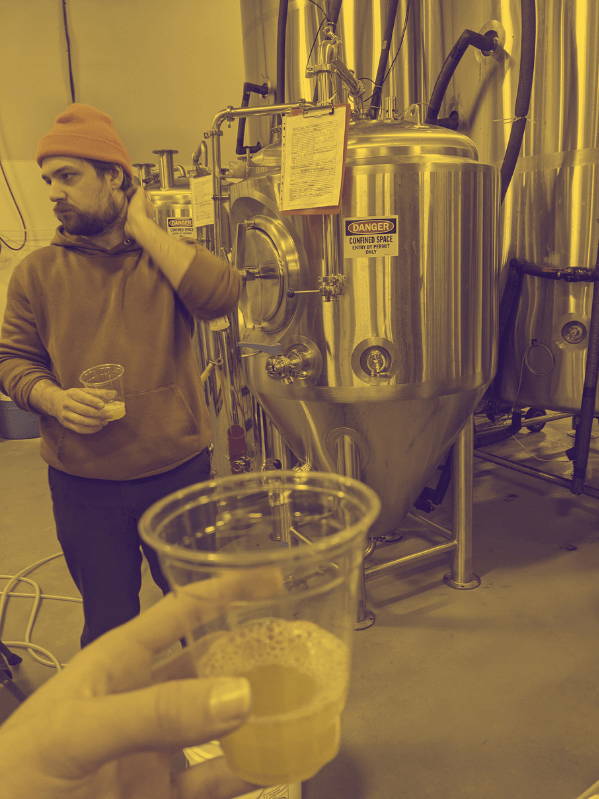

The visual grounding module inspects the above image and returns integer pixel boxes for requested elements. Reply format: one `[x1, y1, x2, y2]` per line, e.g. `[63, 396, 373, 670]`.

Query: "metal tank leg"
[444, 414, 481, 590]
[334, 431, 376, 629]
[355, 538, 376, 630]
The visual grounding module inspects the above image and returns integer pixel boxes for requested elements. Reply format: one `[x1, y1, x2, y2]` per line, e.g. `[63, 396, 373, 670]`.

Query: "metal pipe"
[331, 432, 374, 629]
[289, 525, 313, 545]
[405, 511, 453, 541]
[192, 140, 208, 172]
[365, 421, 480, 584]
[209, 101, 331, 258]
[212, 102, 328, 126]
[474, 450, 599, 500]
[199, 361, 216, 386]
[152, 149, 177, 190]
[323, 215, 339, 282]
[270, 424, 292, 469]
[475, 412, 572, 441]
[571, 241, 599, 493]
[132, 162, 156, 186]
[445, 415, 480, 589]
[336, 433, 360, 478]
[365, 541, 457, 577]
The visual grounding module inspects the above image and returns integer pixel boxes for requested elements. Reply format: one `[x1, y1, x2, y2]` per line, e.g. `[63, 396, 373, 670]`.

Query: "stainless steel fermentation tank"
[134, 149, 274, 478]
[241, 0, 599, 418]
[413, 1, 599, 414]
[496, 1, 599, 414]
[235, 1, 499, 536]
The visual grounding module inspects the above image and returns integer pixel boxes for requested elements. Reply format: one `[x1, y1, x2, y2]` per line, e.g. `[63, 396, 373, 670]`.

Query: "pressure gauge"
[561, 320, 587, 345]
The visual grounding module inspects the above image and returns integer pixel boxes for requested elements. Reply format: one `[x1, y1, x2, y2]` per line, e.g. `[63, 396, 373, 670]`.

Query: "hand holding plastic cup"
[79, 363, 126, 421]
[139, 470, 380, 787]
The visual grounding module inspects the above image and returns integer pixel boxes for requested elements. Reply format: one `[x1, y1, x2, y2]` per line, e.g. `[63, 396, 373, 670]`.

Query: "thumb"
[64, 677, 251, 775]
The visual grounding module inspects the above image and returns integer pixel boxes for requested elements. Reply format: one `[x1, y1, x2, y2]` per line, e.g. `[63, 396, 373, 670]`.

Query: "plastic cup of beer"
[79, 363, 126, 421]
[139, 470, 380, 786]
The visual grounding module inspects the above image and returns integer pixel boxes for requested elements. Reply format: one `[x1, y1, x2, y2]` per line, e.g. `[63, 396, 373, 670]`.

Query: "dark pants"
[48, 449, 211, 648]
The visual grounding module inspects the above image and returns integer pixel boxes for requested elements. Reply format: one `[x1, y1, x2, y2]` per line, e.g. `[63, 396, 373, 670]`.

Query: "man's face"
[41, 156, 124, 236]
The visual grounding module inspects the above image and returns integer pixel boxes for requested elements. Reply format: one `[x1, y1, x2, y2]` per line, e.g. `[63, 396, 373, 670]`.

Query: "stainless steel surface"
[238, 1, 599, 416]
[202, 103, 326, 477]
[331, 429, 376, 628]
[239, 0, 418, 144]
[406, 511, 453, 540]
[363, 417, 479, 585]
[476, 412, 572, 439]
[365, 540, 457, 577]
[229, 114, 498, 535]
[153, 149, 178, 190]
[208, 100, 332, 258]
[413, 1, 599, 412]
[499, 275, 599, 413]
[444, 415, 480, 589]
[135, 149, 261, 478]
[474, 449, 599, 500]
[136, 150, 195, 238]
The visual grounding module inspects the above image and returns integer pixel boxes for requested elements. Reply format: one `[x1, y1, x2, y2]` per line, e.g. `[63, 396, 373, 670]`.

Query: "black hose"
[236, 82, 270, 155]
[327, 0, 342, 27]
[368, 0, 400, 119]
[61, 0, 76, 103]
[570, 240, 599, 494]
[425, 29, 497, 124]
[512, 258, 597, 283]
[500, 0, 536, 202]
[475, 411, 523, 448]
[476, 259, 524, 432]
[276, 0, 289, 105]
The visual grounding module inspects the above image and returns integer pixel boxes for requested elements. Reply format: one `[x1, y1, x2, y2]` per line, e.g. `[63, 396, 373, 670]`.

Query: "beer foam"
[196, 617, 348, 701]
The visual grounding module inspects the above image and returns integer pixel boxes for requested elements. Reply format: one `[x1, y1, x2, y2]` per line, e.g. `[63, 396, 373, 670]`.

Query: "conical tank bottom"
[255, 390, 482, 537]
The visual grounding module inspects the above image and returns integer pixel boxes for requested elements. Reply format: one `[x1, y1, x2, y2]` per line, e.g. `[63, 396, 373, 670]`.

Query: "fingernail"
[210, 678, 251, 723]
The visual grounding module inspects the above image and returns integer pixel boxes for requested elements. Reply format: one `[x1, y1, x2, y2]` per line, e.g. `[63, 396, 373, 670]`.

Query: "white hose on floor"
[0, 552, 82, 671]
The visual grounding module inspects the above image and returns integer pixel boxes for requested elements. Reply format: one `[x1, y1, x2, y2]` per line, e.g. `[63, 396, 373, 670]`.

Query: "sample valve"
[265, 341, 321, 384]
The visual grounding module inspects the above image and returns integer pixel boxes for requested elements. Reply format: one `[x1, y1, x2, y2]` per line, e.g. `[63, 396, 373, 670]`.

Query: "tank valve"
[287, 274, 345, 301]
[265, 342, 321, 384]
[231, 456, 252, 474]
[320, 274, 345, 301]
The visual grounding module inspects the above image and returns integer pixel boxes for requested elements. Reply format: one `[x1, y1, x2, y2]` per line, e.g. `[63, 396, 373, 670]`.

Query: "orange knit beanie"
[35, 103, 133, 177]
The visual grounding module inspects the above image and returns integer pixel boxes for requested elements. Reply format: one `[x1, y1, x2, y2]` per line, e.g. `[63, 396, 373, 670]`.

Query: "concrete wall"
[0, 0, 246, 318]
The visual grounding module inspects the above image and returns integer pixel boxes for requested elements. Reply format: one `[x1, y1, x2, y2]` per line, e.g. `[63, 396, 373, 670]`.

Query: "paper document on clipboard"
[280, 105, 348, 214]
[190, 174, 215, 228]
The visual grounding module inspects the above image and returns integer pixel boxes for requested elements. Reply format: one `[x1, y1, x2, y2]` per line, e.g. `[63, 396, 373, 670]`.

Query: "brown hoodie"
[0, 229, 240, 480]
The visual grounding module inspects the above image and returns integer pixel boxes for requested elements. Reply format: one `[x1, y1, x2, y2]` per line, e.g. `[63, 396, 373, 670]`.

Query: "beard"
[57, 194, 122, 236]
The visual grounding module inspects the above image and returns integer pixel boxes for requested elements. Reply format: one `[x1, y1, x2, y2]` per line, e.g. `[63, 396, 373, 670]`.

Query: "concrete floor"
[1, 417, 599, 798]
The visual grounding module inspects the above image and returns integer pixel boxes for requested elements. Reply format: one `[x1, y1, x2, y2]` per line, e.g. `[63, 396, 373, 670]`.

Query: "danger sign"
[166, 217, 195, 238]
[343, 215, 398, 258]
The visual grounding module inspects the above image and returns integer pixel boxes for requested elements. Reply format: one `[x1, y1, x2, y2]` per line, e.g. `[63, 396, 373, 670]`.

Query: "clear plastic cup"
[79, 363, 126, 421]
[139, 470, 380, 786]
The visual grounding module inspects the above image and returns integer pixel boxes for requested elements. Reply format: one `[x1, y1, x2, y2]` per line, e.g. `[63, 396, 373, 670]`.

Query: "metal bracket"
[238, 341, 284, 355]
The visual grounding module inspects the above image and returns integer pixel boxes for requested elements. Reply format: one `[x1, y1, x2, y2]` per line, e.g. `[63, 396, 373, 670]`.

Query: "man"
[0, 103, 240, 646]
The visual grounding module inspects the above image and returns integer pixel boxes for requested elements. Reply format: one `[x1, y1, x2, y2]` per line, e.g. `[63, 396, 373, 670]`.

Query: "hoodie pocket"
[55, 384, 205, 479]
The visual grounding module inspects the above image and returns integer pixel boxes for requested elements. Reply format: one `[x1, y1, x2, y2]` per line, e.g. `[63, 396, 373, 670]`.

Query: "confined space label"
[343, 215, 398, 258]
[166, 216, 195, 238]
